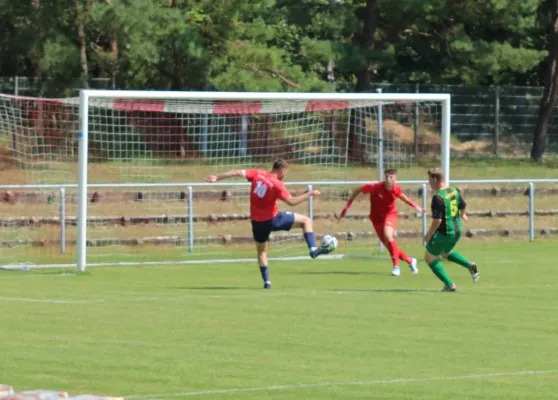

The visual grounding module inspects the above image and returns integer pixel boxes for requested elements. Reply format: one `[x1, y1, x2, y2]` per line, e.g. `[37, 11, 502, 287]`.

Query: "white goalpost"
[76, 90, 450, 272]
[0, 91, 450, 271]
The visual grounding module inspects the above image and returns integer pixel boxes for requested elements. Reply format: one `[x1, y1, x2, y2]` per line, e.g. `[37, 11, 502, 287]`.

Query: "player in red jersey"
[337, 169, 426, 276]
[206, 159, 331, 288]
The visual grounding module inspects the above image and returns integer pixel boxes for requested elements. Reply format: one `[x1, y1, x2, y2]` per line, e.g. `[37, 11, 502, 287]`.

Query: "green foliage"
[87, 0, 207, 89]
[378, 0, 546, 85]
[39, 35, 82, 78]
[210, 41, 332, 92]
[0, 0, 551, 92]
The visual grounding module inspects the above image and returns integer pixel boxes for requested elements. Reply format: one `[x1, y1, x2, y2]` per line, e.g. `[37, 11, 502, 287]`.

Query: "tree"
[0, 1, 37, 77]
[354, 0, 377, 92]
[86, 0, 208, 90]
[532, 0, 558, 162]
[203, 0, 333, 91]
[74, 0, 90, 89]
[377, 0, 546, 85]
[0, 0, 551, 96]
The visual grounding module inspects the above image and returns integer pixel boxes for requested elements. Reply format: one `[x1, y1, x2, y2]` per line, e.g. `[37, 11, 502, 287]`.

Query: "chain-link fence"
[365, 83, 557, 157]
[0, 76, 115, 97]
[1, 77, 555, 157]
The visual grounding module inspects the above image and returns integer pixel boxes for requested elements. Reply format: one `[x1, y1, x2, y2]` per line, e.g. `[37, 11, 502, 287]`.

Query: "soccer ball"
[321, 234, 338, 252]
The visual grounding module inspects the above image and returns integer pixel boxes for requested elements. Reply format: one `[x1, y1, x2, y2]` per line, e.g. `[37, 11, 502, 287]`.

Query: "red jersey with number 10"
[361, 182, 404, 222]
[245, 169, 291, 221]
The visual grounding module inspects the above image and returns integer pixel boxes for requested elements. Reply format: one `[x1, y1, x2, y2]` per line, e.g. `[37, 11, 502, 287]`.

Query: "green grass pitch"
[1, 241, 557, 400]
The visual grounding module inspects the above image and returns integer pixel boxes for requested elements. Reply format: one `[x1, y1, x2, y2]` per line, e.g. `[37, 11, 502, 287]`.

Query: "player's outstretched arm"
[399, 193, 427, 212]
[205, 169, 244, 182]
[283, 190, 320, 207]
[337, 187, 362, 219]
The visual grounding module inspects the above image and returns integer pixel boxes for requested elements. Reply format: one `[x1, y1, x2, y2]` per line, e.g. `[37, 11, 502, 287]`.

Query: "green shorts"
[426, 232, 460, 256]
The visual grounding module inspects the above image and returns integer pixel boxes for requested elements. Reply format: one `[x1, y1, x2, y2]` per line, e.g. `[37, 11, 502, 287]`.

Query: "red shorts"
[370, 214, 398, 244]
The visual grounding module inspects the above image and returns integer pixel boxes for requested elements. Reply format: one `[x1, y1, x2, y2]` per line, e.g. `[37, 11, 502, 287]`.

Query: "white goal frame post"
[77, 90, 451, 272]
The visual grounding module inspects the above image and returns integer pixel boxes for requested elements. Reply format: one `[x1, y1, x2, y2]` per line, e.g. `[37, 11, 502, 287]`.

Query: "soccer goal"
[0, 91, 450, 270]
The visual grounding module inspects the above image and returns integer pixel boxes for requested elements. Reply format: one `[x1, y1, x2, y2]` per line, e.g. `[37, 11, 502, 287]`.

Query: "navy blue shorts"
[251, 212, 295, 243]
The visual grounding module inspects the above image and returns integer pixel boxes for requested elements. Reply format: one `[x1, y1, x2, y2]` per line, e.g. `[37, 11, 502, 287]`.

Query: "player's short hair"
[428, 168, 444, 181]
[384, 168, 397, 176]
[272, 158, 288, 171]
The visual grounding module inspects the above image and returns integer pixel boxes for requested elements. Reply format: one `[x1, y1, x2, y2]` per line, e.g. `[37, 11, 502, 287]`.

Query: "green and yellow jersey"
[431, 187, 467, 237]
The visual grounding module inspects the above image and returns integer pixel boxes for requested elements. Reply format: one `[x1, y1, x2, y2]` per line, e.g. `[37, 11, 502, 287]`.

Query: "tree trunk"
[109, 37, 118, 86]
[172, 45, 184, 90]
[75, 0, 89, 89]
[105, 0, 118, 87]
[531, 0, 558, 163]
[354, 0, 377, 92]
[327, 0, 342, 86]
[348, 0, 377, 165]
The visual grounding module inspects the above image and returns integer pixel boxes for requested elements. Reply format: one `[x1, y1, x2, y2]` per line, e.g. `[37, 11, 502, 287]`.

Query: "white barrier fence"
[1, 179, 557, 260]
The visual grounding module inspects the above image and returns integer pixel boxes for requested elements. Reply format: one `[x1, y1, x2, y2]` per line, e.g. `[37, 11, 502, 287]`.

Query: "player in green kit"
[424, 168, 480, 292]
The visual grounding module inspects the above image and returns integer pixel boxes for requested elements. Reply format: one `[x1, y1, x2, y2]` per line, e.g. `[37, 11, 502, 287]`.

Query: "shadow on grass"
[0, 269, 77, 277]
[332, 288, 438, 293]
[170, 286, 251, 290]
[297, 271, 386, 276]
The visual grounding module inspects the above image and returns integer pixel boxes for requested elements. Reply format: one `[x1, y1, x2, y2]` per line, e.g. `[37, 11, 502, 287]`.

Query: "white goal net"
[0, 91, 450, 269]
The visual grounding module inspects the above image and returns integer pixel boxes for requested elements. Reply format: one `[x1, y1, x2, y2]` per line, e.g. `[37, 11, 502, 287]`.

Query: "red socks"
[386, 240, 412, 266]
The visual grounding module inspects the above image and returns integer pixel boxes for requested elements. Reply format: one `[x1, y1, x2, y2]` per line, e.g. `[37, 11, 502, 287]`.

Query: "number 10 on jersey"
[254, 181, 268, 198]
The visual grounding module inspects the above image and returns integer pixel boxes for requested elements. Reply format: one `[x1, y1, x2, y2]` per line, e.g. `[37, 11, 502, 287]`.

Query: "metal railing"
[1, 178, 556, 259]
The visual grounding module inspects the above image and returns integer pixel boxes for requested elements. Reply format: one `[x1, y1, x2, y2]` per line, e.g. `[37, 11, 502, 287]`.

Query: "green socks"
[428, 253, 471, 286]
[448, 252, 471, 268]
[428, 260, 453, 286]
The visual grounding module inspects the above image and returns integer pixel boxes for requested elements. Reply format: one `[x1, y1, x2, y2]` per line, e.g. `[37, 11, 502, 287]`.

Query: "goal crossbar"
[79, 90, 450, 102]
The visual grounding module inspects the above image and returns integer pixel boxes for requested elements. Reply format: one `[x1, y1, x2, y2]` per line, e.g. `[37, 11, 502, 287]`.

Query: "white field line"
[0, 254, 347, 270]
[0, 253, 551, 271]
[1, 284, 557, 304]
[0, 297, 106, 304]
[0, 272, 76, 279]
[126, 370, 557, 398]
[0, 292, 296, 304]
